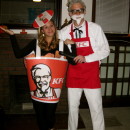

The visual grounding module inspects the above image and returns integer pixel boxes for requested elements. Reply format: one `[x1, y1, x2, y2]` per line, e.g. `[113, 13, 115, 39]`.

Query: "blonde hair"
[38, 20, 59, 51]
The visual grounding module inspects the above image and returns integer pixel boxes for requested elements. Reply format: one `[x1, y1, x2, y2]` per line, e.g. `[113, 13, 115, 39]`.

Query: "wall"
[0, 1, 54, 24]
[61, 0, 130, 34]
[61, 0, 93, 25]
[0, 35, 27, 113]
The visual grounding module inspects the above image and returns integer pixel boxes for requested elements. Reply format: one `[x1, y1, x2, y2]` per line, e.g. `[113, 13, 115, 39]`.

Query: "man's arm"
[84, 24, 110, 63]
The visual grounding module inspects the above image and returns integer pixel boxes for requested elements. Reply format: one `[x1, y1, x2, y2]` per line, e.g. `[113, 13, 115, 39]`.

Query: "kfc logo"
[52, 78, 64, 84]
[76, 41, 89, 48]
[31, 64, 57, 98]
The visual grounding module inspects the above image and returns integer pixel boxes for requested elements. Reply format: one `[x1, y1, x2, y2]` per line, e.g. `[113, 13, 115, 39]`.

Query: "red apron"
[66, 21, 101, 89]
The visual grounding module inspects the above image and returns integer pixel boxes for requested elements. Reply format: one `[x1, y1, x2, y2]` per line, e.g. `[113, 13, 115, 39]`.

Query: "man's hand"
[74, 55, 86, 63]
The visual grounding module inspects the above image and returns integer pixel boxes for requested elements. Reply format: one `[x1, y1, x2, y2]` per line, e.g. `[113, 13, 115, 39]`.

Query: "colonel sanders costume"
[59, 20, 110, 130]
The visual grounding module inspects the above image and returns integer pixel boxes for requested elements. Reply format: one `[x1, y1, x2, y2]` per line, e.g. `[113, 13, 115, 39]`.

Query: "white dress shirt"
[59, 21, 110, 63]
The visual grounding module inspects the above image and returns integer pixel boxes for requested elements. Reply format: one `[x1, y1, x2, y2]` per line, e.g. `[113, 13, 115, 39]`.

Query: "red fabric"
[66, 21, 101, 89]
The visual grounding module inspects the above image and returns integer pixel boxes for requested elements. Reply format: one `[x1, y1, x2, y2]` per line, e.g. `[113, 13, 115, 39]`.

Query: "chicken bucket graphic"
[25, 57, 68, 103]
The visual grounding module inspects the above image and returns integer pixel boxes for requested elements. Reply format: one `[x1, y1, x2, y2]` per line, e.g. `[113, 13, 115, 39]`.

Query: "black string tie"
[73, 27, 83, 38]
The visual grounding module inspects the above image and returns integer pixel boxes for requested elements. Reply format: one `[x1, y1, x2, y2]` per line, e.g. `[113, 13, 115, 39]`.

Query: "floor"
[1, 107, 130, 130]
[56, 107, 130, 130]
[79, 107, 130, 130]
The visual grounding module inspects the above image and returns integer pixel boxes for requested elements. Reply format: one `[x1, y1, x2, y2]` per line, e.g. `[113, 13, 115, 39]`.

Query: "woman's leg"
[46, 103, 58, 129]
[32, 100, 48, 130]
[32, 100, 58, 130]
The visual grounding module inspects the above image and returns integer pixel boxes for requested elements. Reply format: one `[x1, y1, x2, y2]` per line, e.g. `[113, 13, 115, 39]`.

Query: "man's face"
[34, 68, 51, 91]
[70, 3, 85, 15]
[69, 3, 85, 25]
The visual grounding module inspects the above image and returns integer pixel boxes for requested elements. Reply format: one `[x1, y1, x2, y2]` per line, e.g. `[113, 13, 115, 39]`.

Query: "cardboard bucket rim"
[25, 57, 67, 61]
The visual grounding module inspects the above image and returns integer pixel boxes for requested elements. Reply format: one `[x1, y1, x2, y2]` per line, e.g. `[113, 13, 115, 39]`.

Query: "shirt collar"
[73, 20, 86, 29]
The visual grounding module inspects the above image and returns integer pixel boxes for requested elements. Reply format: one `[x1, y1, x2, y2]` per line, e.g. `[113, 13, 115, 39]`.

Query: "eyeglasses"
[70, 8, 85, 14]
[34, 75, 50, 81]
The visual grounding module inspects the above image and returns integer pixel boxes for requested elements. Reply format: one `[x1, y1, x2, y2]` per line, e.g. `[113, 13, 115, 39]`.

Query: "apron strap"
[59, 40, 64, 52]
[36, 39, 41, 57]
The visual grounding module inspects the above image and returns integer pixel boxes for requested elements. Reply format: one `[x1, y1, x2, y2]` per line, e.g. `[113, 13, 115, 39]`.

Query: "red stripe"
[46, 10, 54, 16]
[71, 37, 90, 42]
[33, 21, 39, 28]
[38, 13, 43, 17]
[32, 96, 59, 102]
[43, 18, 48, 24]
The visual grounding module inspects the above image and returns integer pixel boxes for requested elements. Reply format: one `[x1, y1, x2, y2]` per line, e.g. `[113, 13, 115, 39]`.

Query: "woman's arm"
[10, 35, 36, 58]
[0, 26, 36, 58]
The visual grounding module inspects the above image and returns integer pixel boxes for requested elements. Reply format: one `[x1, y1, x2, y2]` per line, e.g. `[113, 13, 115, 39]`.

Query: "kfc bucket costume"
[8, 10, 68, 130]
[59, 21, 110, 130]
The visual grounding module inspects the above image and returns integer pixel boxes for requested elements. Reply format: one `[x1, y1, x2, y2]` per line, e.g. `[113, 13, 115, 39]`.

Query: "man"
[59, 0, 110, 130]
[31, 64, 57, 98]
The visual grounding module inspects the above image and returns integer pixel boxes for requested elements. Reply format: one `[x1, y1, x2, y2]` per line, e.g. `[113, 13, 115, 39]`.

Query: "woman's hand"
[64, 39, 74, 45]
[0, 26, 14, 35]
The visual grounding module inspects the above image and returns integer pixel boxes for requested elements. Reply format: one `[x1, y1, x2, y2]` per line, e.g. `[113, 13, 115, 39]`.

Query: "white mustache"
[71, 14, 84, 25]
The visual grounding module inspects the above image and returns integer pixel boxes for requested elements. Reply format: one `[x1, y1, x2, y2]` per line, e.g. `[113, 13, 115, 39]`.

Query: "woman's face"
[42, 21, 56, 37]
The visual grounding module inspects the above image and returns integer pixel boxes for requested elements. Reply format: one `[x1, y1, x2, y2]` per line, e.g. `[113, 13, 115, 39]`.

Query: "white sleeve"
[58, 25, 73, 52]
[85, 24, 110, 62]
[58, 25, 72, 41]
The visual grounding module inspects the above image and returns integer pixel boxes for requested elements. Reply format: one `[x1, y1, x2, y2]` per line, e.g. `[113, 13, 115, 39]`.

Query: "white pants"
[68, 88, 105, 130]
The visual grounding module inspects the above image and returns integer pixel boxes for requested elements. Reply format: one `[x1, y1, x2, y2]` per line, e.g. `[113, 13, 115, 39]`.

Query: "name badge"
[76, 41, 89, 48]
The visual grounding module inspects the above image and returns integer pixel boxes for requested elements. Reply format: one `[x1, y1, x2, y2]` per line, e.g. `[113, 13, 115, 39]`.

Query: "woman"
[0, 20, 60, 58]
[0, 20, 65, 130]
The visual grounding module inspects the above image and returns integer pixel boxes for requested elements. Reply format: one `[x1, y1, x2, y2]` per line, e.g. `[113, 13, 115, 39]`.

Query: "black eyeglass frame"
[70, 8, 85, 14]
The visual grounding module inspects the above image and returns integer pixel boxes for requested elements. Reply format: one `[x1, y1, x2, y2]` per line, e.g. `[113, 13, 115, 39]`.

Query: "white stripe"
[59, 40, 64, 52]
[35, 18, 45, 27]
[35, 11, 52, 27]
[36, 39, 41, 57]
[44, 11, 52, 20]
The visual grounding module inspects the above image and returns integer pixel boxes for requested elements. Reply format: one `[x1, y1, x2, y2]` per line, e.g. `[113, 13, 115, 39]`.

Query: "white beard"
[71, 14, 85, 25]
